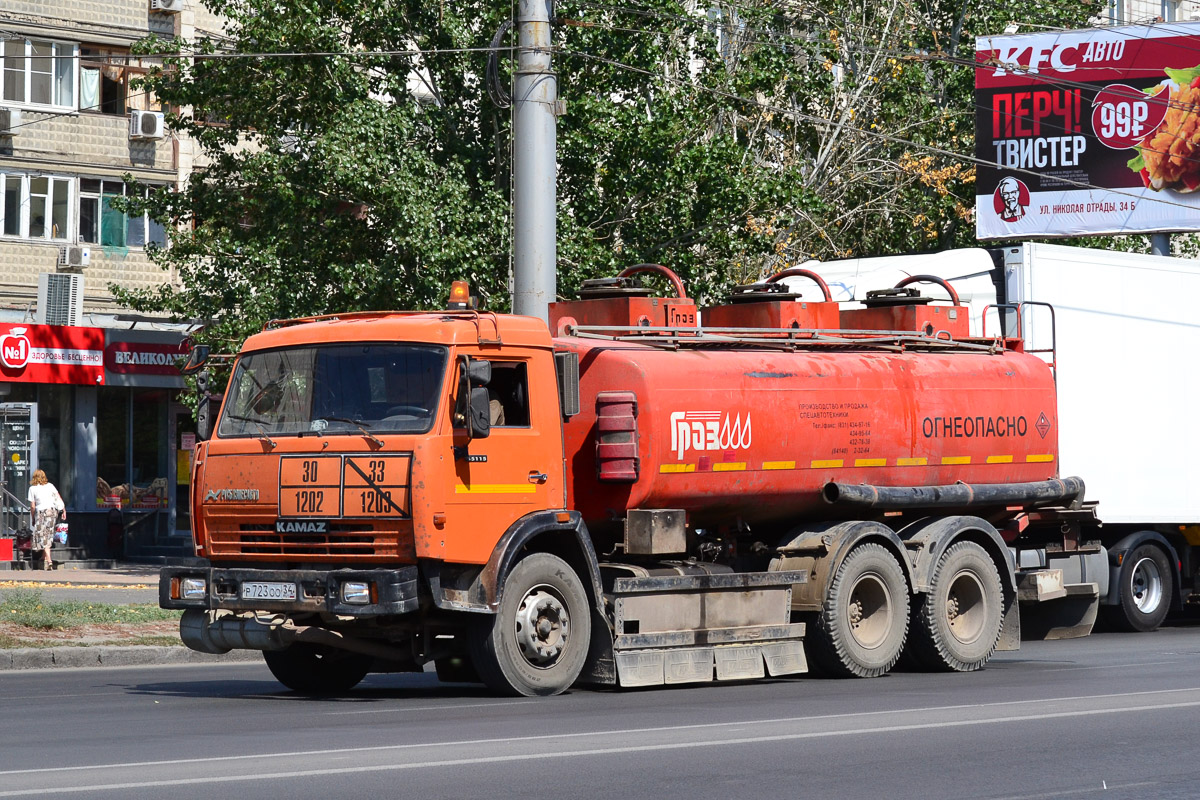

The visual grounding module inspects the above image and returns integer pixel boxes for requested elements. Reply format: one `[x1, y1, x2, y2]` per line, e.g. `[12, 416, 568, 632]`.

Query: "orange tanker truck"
[161, 265, 1094, 696]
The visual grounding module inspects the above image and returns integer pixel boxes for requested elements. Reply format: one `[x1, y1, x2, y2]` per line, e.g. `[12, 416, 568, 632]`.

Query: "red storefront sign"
[0, 323, 104, 385]
[105, 341, 188, 376]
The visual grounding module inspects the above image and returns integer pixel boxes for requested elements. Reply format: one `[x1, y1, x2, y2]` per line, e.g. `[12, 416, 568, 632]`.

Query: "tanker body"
[560, 340, 1059, 534]
[161, 269, 1086, 696]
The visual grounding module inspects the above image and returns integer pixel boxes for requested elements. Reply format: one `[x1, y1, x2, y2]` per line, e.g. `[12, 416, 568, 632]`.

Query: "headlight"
[341, 581, 371, 605]
[181, 578, 207, 600]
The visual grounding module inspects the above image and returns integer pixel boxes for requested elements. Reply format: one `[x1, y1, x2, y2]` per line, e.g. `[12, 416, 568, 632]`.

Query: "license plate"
[241, 582, 297, 601]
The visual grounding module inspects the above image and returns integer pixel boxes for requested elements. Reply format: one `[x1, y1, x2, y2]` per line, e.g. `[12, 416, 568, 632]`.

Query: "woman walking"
[27, 469, 65, 570]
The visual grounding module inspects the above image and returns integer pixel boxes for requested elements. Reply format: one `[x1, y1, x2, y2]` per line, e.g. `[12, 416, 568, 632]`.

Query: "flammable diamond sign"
[976, 22, 1200, 239]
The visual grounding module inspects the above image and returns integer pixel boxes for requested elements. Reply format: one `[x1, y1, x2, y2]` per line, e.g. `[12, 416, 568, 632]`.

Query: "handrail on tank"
[617, 264, 689, 299]
[894, 274, 961, 306]
[766, 267, 833, 302]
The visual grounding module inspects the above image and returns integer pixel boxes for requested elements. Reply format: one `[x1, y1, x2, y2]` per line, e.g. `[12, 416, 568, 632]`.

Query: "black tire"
[1102, 543, 1173, 632]
[469, 552, 591, 697]
[808, 543, 909, 678]
[905, 541, 1004, 672]
[262, 643, 372, 694]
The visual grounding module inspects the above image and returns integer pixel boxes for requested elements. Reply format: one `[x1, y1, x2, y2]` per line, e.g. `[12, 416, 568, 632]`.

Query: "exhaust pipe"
[179, 609, 411, 661]
[823, 476, 1085, 510]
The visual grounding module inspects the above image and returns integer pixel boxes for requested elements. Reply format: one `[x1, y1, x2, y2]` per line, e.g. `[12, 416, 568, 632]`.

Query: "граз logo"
[670, 411, 752, 459]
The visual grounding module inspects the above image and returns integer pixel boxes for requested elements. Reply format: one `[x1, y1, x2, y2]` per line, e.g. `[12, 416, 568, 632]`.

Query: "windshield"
[217, 343, 447, 438]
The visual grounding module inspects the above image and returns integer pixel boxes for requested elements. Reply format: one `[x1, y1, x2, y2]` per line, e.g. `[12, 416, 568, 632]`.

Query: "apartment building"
[0, 1, 222, 563]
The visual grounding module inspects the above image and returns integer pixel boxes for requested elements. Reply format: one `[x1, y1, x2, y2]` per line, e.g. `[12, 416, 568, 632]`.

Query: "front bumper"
[159, 563, 420, 617]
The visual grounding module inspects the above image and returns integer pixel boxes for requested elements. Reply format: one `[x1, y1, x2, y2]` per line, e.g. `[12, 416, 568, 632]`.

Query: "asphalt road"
[1, 626, 1198, 800]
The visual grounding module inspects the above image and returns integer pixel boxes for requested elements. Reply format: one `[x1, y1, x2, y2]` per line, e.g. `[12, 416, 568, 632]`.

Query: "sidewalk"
[0, 562, 259, 671]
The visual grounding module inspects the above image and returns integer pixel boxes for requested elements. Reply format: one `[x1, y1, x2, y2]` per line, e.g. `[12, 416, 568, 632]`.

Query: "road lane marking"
[1, 688, 1199, 795]
[2, 698, 1200, 796]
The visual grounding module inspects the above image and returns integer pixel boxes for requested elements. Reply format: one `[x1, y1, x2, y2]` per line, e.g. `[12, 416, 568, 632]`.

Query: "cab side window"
[487, 362, 530, 427]
[451, 360, 530, 429]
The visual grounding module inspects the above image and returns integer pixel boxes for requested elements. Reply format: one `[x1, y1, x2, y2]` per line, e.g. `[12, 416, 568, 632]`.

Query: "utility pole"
[1150, 232, 1170, 257]
[511, 0, 557, 322]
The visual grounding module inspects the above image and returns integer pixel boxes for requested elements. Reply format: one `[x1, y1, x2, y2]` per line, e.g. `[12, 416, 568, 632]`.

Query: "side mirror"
[468, 387, 491, 439]
[466, 359, 491, 387]
[181, 344, 210, 376]
[196, 393, 222, 442]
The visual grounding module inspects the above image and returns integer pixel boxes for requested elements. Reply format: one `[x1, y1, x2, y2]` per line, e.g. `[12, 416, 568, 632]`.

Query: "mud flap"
[1017, 569, 1099, 640]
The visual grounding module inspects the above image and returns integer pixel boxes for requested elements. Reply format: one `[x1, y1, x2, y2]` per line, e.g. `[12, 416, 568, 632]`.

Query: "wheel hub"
[514, 588, 570, 667]
[1130, 557, 1163, 613]
[847, 573, 891, 649]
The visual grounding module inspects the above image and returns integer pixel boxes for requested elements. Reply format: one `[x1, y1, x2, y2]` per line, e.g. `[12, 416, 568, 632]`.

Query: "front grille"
[206, 521, 415, 560]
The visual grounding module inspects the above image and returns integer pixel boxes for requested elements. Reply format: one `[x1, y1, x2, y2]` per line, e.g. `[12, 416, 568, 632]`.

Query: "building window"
[0, 173, 72, 241]
[78, 179, 167, 249]
[1, 38, 75, 109]
[80, 46, 161, 114]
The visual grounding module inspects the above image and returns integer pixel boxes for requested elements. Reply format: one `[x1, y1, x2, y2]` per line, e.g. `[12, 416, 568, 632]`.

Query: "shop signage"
[0, 324, 104, 385]
[105, 341, 188, 376]
[975, 22, 1200, 239]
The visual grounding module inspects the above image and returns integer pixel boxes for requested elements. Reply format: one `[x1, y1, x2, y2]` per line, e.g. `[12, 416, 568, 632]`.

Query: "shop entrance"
[0, 402, 38, 541]
[171, 407, 195, 539]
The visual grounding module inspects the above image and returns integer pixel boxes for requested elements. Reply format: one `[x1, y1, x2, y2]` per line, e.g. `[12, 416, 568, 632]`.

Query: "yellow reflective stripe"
[713, 462, 746, 472]
[811, 459, 844, 468]
[854, 458, 887, 467]
[454, 484, 536, 494]
[1026, 454, 1055, 463]
[987, 455, 1013, 464]
[762, 461, 796, 470]
[941, 456, 971, 465]
[659, 464, 696, 473]
[896, 457, 927, 466]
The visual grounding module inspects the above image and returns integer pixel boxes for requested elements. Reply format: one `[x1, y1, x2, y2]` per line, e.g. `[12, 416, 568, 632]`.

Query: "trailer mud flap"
[609, 571, 808, 687]
[1017, 569, 1099, 640]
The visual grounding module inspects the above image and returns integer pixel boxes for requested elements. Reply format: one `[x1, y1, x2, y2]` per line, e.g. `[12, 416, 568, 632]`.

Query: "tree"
[119, 0, 1109, 348]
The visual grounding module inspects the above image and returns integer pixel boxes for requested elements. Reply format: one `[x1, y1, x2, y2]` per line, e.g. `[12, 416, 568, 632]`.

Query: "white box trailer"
[786, 242, 1200, 632]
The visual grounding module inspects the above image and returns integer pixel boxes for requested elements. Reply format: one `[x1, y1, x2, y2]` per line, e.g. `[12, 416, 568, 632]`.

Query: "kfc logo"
[993, 177, 1030, 223]
[0, 328, 31, 370]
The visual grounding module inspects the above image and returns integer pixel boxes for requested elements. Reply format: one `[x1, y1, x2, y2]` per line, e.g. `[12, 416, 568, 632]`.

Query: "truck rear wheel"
[262, 643, 372, 694]
[469, 552, 591, 697]
[809, 543, 909, 678]
[1103, 544, 1173, 632]
[905, 541, 1003, 672]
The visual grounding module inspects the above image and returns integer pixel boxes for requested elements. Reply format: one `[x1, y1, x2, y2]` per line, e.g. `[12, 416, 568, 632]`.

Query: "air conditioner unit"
[129, 110, 166, 140]
[36, 273, 85, 327]
[0, 108, 20, 137]
[151, 0, 185, 12]
[58, 245, 91, 270]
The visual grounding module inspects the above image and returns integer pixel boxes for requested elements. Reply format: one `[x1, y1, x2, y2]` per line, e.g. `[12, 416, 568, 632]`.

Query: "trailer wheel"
[809, 543, 909, 678]
[469, 552, 591, 697]
[262, 643, 371, 694]
[905, 541, 1003, 672]
[1103, 544, 1173, 632]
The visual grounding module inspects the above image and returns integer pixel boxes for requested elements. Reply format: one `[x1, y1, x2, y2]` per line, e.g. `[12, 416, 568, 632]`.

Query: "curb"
[0, 646, 263, 671]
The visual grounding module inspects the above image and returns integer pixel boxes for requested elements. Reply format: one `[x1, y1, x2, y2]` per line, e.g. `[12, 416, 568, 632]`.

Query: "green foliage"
[0, 589, 181, 631]
[119, 0, 1125, 352]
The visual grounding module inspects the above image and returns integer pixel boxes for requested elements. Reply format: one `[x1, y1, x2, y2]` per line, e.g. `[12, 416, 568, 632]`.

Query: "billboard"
[0, 323, 105, 385]
[976, 23, 1200, 239]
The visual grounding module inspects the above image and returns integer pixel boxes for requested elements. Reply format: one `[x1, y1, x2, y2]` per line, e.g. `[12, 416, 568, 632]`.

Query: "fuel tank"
[557, 337, 1059, 532]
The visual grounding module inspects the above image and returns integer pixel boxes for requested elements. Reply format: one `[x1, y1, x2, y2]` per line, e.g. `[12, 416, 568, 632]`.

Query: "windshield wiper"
[226, 413, 278, 450]
[317, 417, 384, 449]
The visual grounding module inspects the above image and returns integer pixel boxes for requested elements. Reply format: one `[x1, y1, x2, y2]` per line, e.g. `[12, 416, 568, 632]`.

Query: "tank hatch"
[702, 268, 841, 330]
[839, 275, 971, 338]
[550, 264, 698, 335]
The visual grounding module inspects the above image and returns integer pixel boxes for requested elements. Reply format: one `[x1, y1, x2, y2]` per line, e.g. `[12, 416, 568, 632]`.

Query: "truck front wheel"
[1103, 544, 1173, 632]
[905, 541, 1003, 672]
[262, 643, 372, 694]
[469, 552, 591, 697]
[809, 543, 909, 678]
